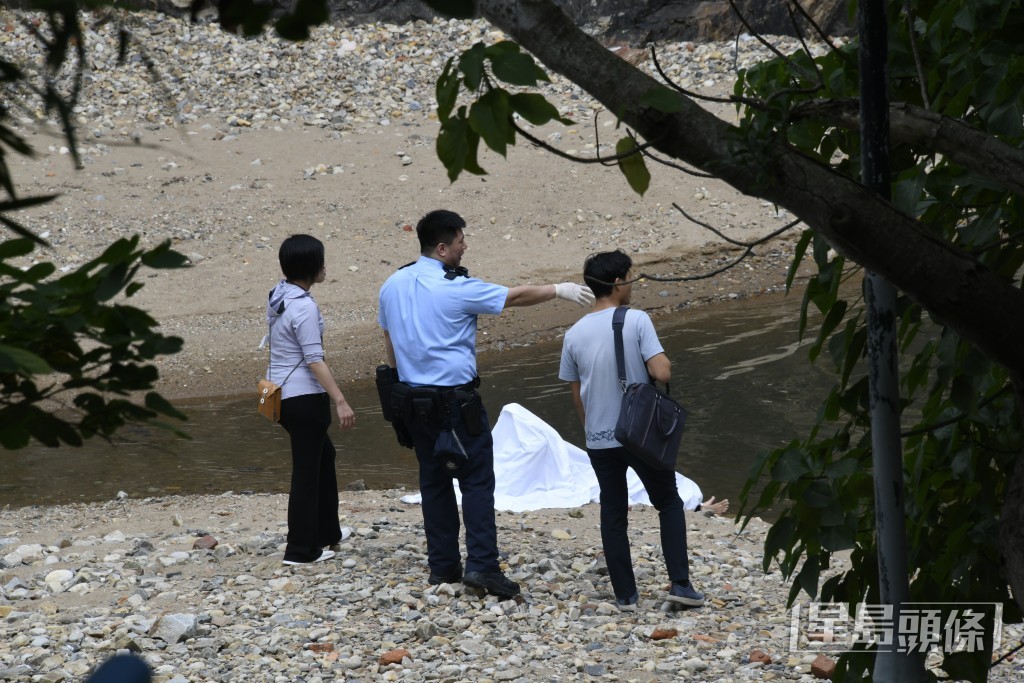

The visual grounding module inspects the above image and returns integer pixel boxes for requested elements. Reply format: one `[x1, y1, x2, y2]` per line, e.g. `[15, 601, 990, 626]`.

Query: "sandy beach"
[5, 10, 806, 403]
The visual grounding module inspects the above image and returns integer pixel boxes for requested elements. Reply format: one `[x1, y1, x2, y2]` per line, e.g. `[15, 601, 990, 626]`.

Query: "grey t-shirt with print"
[559, 307, 665, 449]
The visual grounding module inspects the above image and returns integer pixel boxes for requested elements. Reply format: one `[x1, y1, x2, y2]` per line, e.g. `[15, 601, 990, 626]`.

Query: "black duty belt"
[421, 376, 481, 393]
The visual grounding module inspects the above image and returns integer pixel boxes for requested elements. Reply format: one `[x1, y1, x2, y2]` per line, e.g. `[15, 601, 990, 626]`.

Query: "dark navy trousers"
[587, 445, 691, 601]
[405, 393, 500, 577]
[279, 392, 343, 563]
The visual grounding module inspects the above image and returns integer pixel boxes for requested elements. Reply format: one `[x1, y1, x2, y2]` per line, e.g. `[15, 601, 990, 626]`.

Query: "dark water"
[0, 291, 832, 510]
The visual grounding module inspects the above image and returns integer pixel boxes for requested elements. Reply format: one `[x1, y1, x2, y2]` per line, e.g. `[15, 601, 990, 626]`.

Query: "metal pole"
[858, 1, 923, 680]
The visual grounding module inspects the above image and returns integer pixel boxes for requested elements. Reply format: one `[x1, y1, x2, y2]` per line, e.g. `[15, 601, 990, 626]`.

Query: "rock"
[346, 479, 367, 491]
[379, 648, 411, 665]
[811, 653, 836, 679]
[14, 544, 45, 562]
[550, 529, 572, 540]
[44, 569, 74, 592]
[650, 628, 678, 641]
[149, 613, 198, 644]
[192, 535, 218, 550]
[749, 649, 772, 664]
[1, 552, 23, 568]
[305, 642, 335, 653]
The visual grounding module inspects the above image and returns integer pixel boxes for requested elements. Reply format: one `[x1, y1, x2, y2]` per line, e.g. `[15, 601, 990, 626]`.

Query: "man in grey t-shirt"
[559, 250, 704, 612]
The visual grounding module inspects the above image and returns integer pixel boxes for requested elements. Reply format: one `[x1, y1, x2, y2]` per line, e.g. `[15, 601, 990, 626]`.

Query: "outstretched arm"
[504, 282, 594, 308]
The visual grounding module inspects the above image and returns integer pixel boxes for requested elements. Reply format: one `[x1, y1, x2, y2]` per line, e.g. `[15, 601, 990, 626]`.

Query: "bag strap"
[266, 300, 303, 386]
[612, 306, 629, 394]
[611, 305, 671, 396]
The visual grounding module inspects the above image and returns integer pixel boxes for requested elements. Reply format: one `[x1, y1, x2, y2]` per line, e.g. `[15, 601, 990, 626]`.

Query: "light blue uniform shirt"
[378, 256, 508, 387]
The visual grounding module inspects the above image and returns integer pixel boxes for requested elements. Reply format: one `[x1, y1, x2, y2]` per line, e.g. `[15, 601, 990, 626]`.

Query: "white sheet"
[400, 403, 703, 512]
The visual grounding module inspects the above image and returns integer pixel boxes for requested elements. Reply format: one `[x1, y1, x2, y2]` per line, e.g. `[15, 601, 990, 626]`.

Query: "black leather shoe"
[463, 570, 521, 600]
[428, 562, 463, 585]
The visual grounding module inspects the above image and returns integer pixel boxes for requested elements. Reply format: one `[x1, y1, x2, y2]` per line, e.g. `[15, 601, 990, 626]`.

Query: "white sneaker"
[327, 527, 353, 552]
[283, 549, 335, 566]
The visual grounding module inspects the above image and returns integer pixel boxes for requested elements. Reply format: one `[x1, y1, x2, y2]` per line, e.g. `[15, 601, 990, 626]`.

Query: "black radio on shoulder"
[443, 265, 469, 280]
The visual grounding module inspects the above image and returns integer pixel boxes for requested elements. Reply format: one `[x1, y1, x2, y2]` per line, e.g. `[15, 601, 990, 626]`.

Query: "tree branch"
[792, 98, 1024, 197]
[477, 0, 1024, 375]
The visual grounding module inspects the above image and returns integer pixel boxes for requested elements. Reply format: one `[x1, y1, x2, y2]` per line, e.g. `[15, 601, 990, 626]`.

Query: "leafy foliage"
[0, 236, 188, 448]
[433, 40, 573, 182]
[734, 1, 1024, 680]
[1, 4, 190, 449]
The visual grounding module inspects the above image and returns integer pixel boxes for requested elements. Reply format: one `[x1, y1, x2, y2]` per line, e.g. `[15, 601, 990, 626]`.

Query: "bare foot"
[702, 496, 730, 516]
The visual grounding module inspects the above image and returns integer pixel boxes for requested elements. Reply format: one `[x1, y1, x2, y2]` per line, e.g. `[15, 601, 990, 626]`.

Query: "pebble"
[0, 491, 1018, 682]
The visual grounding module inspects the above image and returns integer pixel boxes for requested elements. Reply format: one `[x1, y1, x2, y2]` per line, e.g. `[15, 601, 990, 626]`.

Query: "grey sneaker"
[616, 592, 639, 612]
[667, 582, 704, 607]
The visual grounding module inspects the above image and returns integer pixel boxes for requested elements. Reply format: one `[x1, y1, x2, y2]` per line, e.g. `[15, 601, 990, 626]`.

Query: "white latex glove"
[554, 282, 595, 307]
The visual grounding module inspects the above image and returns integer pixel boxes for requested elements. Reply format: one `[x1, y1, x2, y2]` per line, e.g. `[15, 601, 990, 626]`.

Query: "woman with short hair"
[266, 234, 355, 565]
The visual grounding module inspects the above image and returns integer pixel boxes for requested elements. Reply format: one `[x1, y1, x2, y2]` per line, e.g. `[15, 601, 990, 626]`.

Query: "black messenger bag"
[611, 307, 687, 471]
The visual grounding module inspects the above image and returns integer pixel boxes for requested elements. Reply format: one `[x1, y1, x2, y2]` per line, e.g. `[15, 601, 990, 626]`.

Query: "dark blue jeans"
[405, 392, 499, 577]
[279, 392, 342, 563]
[587, 445, 691, 601]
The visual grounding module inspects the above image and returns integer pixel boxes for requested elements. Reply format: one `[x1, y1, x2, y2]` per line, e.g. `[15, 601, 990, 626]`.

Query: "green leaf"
[771, 449, 808, 483]
[468, 89, 511, 157]
[786, 230, 813, 292]
[764, 516, 796, 570]
[820, 525, 855, 552]
[942, 649, 991, 683]
[796, 555, 821, 599]
[463, 128, 486, 176]
[810, 300, 848, 363]
[639, 86, 684, 113]
[458, 43, 487, 91]
[490, 51, 547, 86]
[803, 480, 834, 508]
[0, 344, 53, 374]
[509, 93, 563, 126]
[615, 138, 650, 196]
[274, 0, 329, 41]
[421, 0, 476, 19]
[436, 106, 471, 182]
[952, 5, 976, 32]
[436, 58, 460, 122]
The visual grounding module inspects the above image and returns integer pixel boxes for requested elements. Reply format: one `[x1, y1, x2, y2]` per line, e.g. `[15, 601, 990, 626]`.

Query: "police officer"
[378, 209, 593, 599]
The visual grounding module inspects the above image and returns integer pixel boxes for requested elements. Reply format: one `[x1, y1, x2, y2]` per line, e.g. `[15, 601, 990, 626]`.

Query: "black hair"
[583, 250, 632, 299]
[279, 234, 325, 282]
[417, 209, 466, 254]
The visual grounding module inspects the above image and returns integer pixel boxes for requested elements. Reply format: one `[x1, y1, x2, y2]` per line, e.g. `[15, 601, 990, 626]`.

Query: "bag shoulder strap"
[612, 306, 629, 393]
[612, 306, 670, 396]
[266, 299, 303, 385]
